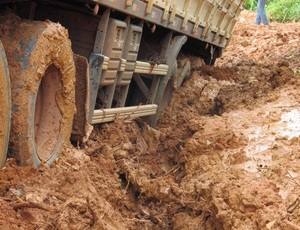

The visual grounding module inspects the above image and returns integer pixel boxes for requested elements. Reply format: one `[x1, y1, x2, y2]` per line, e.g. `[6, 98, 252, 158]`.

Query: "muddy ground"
[0, 10, 300, 230]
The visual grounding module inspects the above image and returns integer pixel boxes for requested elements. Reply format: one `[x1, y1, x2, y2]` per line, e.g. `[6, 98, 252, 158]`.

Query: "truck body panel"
[91, 0, 243, 48]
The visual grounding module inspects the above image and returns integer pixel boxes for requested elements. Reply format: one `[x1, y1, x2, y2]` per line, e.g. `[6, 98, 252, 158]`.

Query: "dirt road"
[0, 10, 300, 230]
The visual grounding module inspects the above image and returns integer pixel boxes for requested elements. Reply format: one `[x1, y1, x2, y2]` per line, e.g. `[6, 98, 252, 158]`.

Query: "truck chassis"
[0, 0, 244, 167]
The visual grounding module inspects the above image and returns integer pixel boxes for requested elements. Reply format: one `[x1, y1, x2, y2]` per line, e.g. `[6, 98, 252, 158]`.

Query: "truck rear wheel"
[150, 56, 191, 127]
[0, 40, 10, 169]
[0, 16, 75, 167]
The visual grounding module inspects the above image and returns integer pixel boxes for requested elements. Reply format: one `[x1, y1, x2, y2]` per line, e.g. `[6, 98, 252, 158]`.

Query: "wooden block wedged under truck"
[0, 0, 245, 168]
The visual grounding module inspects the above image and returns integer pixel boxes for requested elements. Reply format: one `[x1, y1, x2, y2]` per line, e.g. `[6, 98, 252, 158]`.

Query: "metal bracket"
[169, 3, 176, 23]
[192, 21, 200, 34]
[193, 1, 205, 33]
[182, 14, 188, 30]
[146, 0, 154, 14]
[181, 0, 190, 29]
[93, 9, 110, 54]
[88, 53, 104, 123]
[162, 1, 171, 21]
[213, 12, 226, 42]
[133, 73, 150, 98]
[126, 0, 133, 7]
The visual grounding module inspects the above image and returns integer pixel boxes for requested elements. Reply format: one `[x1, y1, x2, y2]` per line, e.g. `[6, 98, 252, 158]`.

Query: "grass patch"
[244, 0, 300, 22]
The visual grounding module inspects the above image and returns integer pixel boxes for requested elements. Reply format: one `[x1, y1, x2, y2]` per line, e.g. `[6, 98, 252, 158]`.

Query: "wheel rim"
[34, 64, 62, 161]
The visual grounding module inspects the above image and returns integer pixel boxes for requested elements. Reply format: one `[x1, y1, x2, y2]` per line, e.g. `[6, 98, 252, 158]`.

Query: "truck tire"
[150, 65, 176, 127]
[149, 35, 187, 127]
[0, 40, 10, 169]
[173, 57, 191, 90]
[0, 15, 75, 167]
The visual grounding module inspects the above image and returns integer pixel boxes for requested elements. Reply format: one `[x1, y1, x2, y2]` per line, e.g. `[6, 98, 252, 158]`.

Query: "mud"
[0, 40, 10, 168]
[71, 54, 92, 143]
[0, 10, 300, 230]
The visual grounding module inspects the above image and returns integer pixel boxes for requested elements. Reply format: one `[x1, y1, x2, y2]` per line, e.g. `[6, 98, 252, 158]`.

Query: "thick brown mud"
[0, 10, 300, 230]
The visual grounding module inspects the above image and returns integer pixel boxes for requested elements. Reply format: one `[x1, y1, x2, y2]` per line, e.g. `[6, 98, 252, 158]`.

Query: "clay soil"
[1, 10, 300, 230]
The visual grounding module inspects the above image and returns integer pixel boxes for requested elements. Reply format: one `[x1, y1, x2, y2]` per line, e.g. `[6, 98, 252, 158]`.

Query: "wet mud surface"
[0, 10, 300, 229]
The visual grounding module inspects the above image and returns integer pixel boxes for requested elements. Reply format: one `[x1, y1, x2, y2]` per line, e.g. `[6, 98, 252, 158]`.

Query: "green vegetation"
[244, 0, 300, 22]
[244, 0, 258, 11]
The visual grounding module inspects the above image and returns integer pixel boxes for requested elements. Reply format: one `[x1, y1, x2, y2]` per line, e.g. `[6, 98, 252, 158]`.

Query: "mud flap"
[0, 40, 10, 168]
[71, 54, 93, 143]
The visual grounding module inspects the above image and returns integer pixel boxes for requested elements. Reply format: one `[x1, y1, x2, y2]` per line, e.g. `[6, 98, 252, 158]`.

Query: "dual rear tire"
[0, 16, 75, 167]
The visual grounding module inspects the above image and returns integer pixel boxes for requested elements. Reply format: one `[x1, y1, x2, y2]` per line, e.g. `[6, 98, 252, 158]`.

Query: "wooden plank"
[92, 104, 158, 123]
[92, 110, 157, 123]
[93, 109, 157, 119]
[93, 104, 158, 116]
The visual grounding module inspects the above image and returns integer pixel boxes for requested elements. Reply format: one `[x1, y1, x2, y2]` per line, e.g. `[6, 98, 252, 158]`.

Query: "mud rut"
[0, 10, 300, 230]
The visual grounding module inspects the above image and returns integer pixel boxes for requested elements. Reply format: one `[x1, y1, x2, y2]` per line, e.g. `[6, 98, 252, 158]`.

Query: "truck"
[0, 0, 244, 168]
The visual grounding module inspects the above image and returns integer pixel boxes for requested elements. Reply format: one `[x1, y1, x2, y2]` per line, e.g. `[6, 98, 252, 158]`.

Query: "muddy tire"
[173, 57, 191, 90]
[150, 57, 191, 127]
[0, 16, 76, 167]
[0, 40, 10, 168]
[149, 66, 175, 127]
